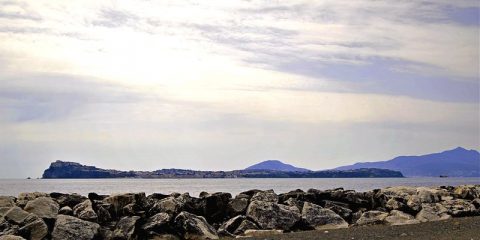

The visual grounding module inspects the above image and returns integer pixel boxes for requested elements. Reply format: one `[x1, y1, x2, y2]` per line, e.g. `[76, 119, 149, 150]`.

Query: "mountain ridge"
[335, 147, 480, 177]
[244, 160, 310, 172]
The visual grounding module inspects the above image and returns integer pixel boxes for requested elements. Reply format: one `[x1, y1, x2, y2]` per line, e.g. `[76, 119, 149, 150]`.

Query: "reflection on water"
[0, 177, 479, 197]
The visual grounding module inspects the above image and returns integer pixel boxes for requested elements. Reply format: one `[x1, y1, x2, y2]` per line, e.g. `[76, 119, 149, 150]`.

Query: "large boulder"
[58, 206, 73, 216]
[150, 197, 184, 215]
[453, 185, 480, 200]
[441, 199, 477, 217]
[24, 197, 59, 219]
[0, 197, 15, 208]
[202, 192, 231, 223]
[233, 219, 259, 235]
[18, 217, 48, 240]
[52, 215, 100, 240]
[17, 193, 48, 208]
[4, 207, 31, 225]
[355, 211, 388, 225]
[385, 210, 419, 225]
[73, 200, 97, 222]
[174, 211, 218, 240]
[217, 215, 245, 236]
[246, 200, 300, 230]
[250, 190, 278, 203]
[227, 198, 248, 217]
[50, 193, 87, 208]
[141, 212, 171, 233]
[324, 201, 353, 222]
[415, 203, 451, 222]
[301, 202, 348, 230]
[112, 216, 141, 240]
[104, 193, 147, 218]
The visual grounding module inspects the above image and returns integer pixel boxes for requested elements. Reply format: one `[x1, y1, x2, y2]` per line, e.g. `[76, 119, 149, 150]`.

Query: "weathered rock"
[51, 193, 87, 208]
[0, 197, 15, 208]
[381, 186, 417, 198]
[174, 211, 218, 240]
[385, 210, 420, 225]
[251, 190, 278, 203]
[88, 192, 107, 201]
[385, 198, 406, 211]
[453, 185, 480, 200]
[226, 198, 248, 217]
[324, 201, 353, 222]
[142, 212, 171, 233]
[0, 235, 26, 240]
[24, 197, 59, 219]
[242, 229, 283, 237]
[218, 215, 245, 235]
[202, 192, 232, 223]
[150, 197, 184, 215]
[406, 195, 422, 212]
[441, 199, 477, 217]
[52, 215, 100, 240]
[104, 193, 146, 218]
[246, 200, 301, 230]
[112, 216, 141, 240]
[355, 211, 388, 225]
[416, 203, 451, 222]
[18, 218, 48, 240]
[472, 198, 480, 209]
[416, 187, 443, 203]
[233, 219, 259, 235]
[58, 206, 73, 215]
[96, 204, 112, 223]
[16, 193, 48, 208]
[238, 190, 262, 200]
[301, 202, 348, 230]
[73, 200, 97, 222]
[4, 207, 31, 225]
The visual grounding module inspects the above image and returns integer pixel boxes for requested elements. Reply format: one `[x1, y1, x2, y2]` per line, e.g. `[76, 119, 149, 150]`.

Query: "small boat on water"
[439, 175, 448, 178]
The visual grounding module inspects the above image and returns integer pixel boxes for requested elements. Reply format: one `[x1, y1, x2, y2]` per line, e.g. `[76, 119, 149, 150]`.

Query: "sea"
[0, 177, 479, 197]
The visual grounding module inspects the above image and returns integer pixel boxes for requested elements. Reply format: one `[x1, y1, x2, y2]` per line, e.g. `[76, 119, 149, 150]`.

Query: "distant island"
[245, 160, 311, 172]
[42, 161, 403, 178]
[335, 147, 480, 177]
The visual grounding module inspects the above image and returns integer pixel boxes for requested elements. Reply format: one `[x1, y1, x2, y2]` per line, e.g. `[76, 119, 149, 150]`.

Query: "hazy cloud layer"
[0, 0, 478, 178]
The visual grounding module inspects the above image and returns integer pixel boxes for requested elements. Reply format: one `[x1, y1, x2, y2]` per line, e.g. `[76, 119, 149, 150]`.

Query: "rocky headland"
[1, 185, 479, 239]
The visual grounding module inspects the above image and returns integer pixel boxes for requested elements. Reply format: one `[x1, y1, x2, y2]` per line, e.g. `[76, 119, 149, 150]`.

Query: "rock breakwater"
[0, 185, 479, 239]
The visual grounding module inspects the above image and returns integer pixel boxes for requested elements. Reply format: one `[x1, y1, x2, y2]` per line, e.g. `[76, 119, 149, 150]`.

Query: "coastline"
[1, 184, 479, 239]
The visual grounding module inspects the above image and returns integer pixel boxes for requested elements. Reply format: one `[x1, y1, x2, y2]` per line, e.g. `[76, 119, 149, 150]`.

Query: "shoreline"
[1, 185, 479, 239]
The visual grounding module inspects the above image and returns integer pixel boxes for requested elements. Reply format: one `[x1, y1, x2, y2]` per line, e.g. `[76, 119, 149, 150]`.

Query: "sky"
[0, 0, 479, 178]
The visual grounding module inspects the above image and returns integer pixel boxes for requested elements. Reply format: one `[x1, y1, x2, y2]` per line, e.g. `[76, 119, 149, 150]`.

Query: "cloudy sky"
[0, 0, 479, 178]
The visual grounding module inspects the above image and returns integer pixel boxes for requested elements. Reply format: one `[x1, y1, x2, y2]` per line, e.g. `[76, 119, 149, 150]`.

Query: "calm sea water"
[0, 178, 479, 197]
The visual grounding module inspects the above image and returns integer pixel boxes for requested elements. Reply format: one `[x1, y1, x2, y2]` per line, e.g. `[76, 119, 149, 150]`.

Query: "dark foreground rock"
[0, 185, 479, 239]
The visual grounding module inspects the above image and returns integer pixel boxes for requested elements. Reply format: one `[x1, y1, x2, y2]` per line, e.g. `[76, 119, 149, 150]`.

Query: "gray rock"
[52, 215, 100, 240]
[301, 202, 348, 230]
[51, 193, 87, 208]
[4, 207, 31, 224]
[441, 199, 477, 217]
[24, 197, 59, 219]
[142, 212, 171, 232]
[174, 211, 218, 240]
[227, 198, 248, 216]
[0, 235, 26, 240]
[148, 234, 180, 240]
[58, 206, 73, 215]
[150, 197, 184, 215]
[324, 202, 353, 222]
[104, 193, 146, 218]
[0, 197, 15, 208]
[18, 218, 48, 240]
[250, 190, 278, 203]
[355, 210, 388, 225]
[406, 195, 422, 212]
[218, 215, 245, 235]
[453, 185, 480, 200]
[233, 219, 259, 235]
[16, 193, 48, 208]
[416, 203, 451, 222]
[73, 200, 97, 222]
[385, 210, 420, 225]
[246, 200, 300, 230]
[385, 198, 406, 211]
[416, 187, 442, 203]
[112, 216, 141, 240]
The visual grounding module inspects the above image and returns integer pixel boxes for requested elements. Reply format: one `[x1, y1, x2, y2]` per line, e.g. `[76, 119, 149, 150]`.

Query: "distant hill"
[245, 160, 311, 172]
[42, 160, 403, 178]
[335, 147, 480, 177]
